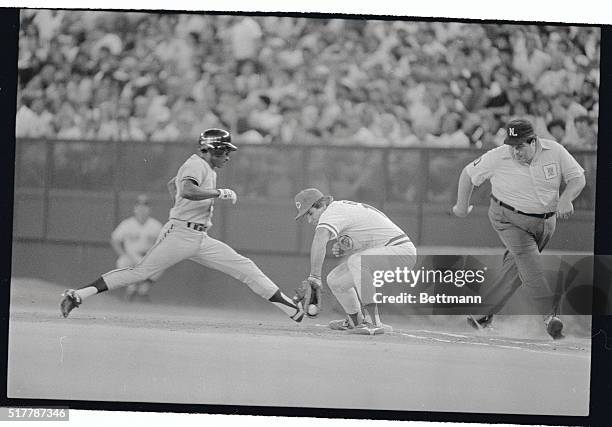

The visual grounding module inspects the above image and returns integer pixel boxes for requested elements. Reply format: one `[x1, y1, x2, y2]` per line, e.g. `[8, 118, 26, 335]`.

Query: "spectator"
[428, 113, 470, 147]
[352, 110, 378, 146]
[547, 119, 568, 145]
[536, 55, 571, 97]
[531, 97, 555, 139]
[56, 113, 82, 139]
[149, 109, 180, 141]
[463, 73, 489, 112]
[572, 115, 597, 149]
[15, 97, 37, 137]
[551, 91, 589, 144]
[484, 66, 511, 113]
[512, 32, 552, 84]
[579, 79, 598, 111]
[235, 59, 264, 97]
[229, 17, 263, 65]
[15, 12, 599, 150]
[32, 10, 64, 45]
[22, 98, 54, 137]
[247, 94, 283, 138]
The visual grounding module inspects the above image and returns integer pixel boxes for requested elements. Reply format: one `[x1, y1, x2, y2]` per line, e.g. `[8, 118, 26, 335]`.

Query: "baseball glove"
[293, 276, 322, 318]
[332, 234, 354, 257]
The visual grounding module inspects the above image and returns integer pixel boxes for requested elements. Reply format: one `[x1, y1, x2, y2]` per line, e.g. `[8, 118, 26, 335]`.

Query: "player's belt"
[186, 222, 208, 232]
[385, 233, 410, 246]
[490, 195, 555, 219]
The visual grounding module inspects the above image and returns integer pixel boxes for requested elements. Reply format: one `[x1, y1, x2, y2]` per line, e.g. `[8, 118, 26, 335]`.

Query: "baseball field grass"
[8, 278, 590, 415]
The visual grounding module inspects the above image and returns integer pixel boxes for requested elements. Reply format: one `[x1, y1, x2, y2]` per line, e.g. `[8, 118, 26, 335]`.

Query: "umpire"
[452, 118, 586, 339]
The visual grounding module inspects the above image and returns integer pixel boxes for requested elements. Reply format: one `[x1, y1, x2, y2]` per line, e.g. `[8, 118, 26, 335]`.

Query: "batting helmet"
[198, 128, 238, 153]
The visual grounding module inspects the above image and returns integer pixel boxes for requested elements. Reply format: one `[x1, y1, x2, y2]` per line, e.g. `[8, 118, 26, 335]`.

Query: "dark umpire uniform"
[452, 118, 586, 339]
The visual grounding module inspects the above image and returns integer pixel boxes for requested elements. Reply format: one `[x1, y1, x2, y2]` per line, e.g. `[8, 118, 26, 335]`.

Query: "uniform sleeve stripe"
[181, 176, 200, 185]
[317, 223, 339, 237]
[564, 170, 585, 181]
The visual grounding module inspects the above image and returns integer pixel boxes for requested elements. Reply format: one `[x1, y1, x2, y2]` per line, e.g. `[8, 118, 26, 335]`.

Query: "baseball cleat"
[467, 314, 494, 330]
[290, 301, 305, 323]
[348, 322, 385, 335]
[329, 318, 353, 331]
[545, 315, 564, 340]
[60, 289, 81, 318]
[361, 308, 392, 332]
[375, 322, 393, 333]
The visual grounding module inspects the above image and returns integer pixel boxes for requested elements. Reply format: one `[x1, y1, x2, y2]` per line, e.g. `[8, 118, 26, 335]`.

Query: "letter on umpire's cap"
[504, 118, 535, 146]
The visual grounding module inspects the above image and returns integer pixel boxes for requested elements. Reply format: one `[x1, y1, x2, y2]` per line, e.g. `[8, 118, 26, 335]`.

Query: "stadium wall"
[12, 192, 595, 316]
[12, 190, 595, 252]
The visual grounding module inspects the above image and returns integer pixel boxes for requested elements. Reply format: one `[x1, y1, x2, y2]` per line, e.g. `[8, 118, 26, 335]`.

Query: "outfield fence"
[12, 138, 596, 252]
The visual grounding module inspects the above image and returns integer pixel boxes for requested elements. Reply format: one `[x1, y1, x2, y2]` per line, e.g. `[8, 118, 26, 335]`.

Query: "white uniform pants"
[103, 220, 279, 299]
[116, 255, 161, 295]
[327, 242, 417, 314]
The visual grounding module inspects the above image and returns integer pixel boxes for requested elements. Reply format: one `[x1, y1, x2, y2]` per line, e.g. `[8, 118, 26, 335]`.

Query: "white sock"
[75, 287, 98, 300]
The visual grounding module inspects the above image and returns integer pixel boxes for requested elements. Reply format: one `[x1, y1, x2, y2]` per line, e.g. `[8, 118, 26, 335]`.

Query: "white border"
[7, 2, 594, 426]
[1, 1, 611, 25]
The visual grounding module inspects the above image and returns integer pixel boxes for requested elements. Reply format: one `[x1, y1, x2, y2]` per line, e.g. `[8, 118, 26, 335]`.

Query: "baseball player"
[293, 188, 417, 335]
[110, 194, 163, 301]
[60, 128, 305, 322]
[452, 118, 586, 339]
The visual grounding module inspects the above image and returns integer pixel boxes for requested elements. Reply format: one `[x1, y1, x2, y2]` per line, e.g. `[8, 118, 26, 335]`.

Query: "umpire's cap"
[294, 188, 332, 220]
[198, 128, 238, 152]
[504, 118, 536, 146]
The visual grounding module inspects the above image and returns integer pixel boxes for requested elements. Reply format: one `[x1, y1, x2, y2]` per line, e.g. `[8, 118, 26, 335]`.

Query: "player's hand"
[218, 188, 237, 204]
[332, 235, 354, 257]
[306, 275, 322, 289]
[556, 198, 574, 219]
[293, 276, 322, 318]
[331, 241, 344, 257]
[452, 204, 473, 218]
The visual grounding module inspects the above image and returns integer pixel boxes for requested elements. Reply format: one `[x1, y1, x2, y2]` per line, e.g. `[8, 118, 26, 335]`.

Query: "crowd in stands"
[16, 10, 600, 149]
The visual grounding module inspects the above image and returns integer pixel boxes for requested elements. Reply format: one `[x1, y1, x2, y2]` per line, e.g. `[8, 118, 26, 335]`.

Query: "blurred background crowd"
[16, 10, 599, 150]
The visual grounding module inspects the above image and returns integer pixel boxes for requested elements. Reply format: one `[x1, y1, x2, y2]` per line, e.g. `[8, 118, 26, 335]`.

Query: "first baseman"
[60, 128, 305, 322]
[452, 118, 586, 339]
[110, 194, 163, 301]
[293, 188, 417, 335]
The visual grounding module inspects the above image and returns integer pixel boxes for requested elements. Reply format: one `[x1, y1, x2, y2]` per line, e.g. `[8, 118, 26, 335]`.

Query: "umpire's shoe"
[60, 289, 81, 318]
[545, 315, 564, 340]
[467, 314, 494, 330]
[290, 301, 305, 323]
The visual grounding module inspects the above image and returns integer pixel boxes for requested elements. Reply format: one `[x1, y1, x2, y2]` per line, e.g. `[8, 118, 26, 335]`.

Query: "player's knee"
[326, 272, 351, 293]
[326, 272, 338, 291]
[346, 253, 360, 270]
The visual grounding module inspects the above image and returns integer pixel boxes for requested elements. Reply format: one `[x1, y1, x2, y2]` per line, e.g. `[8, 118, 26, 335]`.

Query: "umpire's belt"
[385, 233, 411, 246]
[187, 222, 208, 232]
[491, 195, 555, 219]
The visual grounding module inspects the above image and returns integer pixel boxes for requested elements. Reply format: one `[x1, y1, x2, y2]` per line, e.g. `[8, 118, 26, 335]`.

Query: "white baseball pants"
[326, 242, 417, 314]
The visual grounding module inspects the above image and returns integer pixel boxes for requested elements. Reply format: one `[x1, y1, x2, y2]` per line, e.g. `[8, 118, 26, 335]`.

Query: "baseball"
[307, 304, 319, 316]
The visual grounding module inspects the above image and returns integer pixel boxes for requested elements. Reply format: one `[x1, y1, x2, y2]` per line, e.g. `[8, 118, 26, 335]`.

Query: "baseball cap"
[504, 118, 536, 146]
[294, 188, 325, 220]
